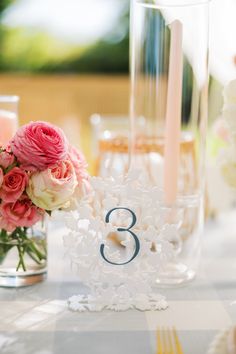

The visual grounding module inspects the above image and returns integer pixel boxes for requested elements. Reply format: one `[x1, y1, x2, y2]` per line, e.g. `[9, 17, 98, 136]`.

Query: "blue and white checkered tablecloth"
[1, 212, 236, 354]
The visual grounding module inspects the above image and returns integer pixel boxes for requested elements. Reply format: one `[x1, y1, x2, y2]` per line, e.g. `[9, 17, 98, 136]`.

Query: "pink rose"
[10, 121, 68, 171]
[0, 167, 28, 202]
[27, 160, 77, 210]
[0, 168, 3, 188]
[0, 196, 44, 230]
[68, 145, 89, 183]
[0, 151, 15, 169]
[5, 143, 12, 153]
[0, 216, 16, 232]
[65, 145, 90, 210]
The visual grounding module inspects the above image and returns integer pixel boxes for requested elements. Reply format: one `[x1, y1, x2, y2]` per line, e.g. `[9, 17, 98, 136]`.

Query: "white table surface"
[1, 212, 236, 354]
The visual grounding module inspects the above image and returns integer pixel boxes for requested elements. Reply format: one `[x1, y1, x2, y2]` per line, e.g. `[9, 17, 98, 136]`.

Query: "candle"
[164, 20, 183, 205]
[0, 110, 18, 147]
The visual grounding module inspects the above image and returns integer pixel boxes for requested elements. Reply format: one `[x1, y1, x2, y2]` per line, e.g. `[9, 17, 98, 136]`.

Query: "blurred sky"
[2, 0, 125, 44]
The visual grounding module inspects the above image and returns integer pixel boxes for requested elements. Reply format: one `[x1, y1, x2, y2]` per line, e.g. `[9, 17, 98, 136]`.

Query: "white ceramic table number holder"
[65, 0, 209, 311]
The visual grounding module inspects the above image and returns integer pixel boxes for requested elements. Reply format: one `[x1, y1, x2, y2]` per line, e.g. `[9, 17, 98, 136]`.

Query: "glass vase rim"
[135, 0, 211, 8]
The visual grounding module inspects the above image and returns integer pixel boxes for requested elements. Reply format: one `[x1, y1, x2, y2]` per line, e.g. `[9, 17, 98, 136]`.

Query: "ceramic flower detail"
[64, 170, 182, 312]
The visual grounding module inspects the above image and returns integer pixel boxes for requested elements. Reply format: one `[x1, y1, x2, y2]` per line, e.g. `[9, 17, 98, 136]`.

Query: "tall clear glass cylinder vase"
[130, 0, 209, 285]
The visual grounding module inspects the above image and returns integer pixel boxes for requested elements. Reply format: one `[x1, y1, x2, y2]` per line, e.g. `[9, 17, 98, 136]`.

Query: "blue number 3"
[100, 207, 140, 265]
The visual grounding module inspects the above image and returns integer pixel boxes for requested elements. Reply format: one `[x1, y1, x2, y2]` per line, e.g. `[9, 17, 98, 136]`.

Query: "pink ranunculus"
[0, 151, 15, 169]
[0, 167, 28, 202]
[27, 159, 77, 210]
[0, 196, 44, 229]
[10, 121, 68, 171]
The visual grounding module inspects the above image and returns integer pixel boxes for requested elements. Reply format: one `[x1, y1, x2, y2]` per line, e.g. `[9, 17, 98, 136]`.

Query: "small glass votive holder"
[90, 114, 146, 176]
[90, 114, 134, 176]
[0, 95, 19, 147]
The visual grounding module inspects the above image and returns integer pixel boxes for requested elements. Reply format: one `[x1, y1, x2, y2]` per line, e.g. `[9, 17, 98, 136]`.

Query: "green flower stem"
[26, 250, 42, 265]
[27, 242, 46, 261]
[41, 239, 47, 254]
[0, 230, 13, 265]
[16, 245, 26, 271]
[0, 226, 46, 271]
[1, 230, 8, 242]
[17, 228, 46, 262]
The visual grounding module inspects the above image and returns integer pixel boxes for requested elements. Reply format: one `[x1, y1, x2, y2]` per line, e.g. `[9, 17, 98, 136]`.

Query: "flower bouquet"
[0, 121, 89, 287]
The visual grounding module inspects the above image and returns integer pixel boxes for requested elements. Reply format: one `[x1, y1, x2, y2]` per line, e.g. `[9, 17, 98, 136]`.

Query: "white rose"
[223, 79, 236, 105]
[222, 80, 236, 133]
[220, 147, 236, 188]
[62, 178, 91, 211]
[27, 160, 77, 211]
[222, 104, 236, 132]
[222, 160, 236, 188]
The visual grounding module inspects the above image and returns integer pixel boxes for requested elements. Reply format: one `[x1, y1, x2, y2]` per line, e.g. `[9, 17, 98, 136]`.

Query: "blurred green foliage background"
[0, 0, 129, 73]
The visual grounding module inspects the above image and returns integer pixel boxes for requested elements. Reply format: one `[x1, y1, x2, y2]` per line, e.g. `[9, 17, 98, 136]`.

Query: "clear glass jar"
[0, 217, 47, 287]
[130, 0, 209, 285]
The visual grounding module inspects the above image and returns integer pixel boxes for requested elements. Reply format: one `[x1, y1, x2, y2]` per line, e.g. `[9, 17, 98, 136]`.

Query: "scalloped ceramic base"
[68, 293, 168, 312]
